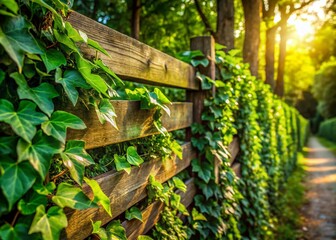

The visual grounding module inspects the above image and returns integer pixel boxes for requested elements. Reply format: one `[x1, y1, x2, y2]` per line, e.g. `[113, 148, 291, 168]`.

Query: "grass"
[317, 137, 336, 155]
[275, 153, 307, 240]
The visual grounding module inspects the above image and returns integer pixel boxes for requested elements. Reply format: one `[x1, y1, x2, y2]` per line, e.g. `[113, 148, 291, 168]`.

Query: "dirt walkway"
[301, 137, 336, 240]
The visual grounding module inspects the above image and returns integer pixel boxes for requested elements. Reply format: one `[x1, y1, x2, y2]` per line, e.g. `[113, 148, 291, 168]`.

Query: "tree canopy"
[72, 0, 335, 119]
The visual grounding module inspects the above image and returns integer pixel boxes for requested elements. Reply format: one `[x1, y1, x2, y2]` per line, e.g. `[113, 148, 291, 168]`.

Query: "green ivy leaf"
[191, 159, 212, 183]
[0, 159, 36, 210]
[106, 220, 127, 240]
[29, 205, 67, 240]
[52, 182, 96, 210]
[84, 177, 112, 217]
[0, 99, 47, 143]
[41, 111, 86, 143]
[65, 22, 87, 43]
[0, 0, 19, 14]
[91, 221, 107, 240]
[17, 130, 61, 179]
[172, 177, 186, 193]
[94, 59, 123, 85]
[18, 190, 47, 215]
[94, 98, 118, 129]
[41, 48, 66, 73]
[0, 16, 43, 71]
[11, 72, 59, 117]
[191, 58, 209, 67]
[170, 140, 182, 159]
[126, 146, 144, 167]
[0, 223, 30, 240]
[60, 140, 94, 185]
[76, 55, 108, 95]
[154, 88, 171, 104]
[55, 68, 91, 106]
[0, 10, 16, 17]
[191, 208, 207, 221]
[0, 136, 17, 155]
[87, 38, 110, 56]
[114, 154, 131, 174]
[125, 206, 143, 222]
[53, 29, 79, 53]
[33, 182, 56, 196]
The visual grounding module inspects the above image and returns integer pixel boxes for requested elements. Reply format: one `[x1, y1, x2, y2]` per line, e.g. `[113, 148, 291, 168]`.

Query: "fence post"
[186, 36, 218, 181]
[186, 36, 215, 140]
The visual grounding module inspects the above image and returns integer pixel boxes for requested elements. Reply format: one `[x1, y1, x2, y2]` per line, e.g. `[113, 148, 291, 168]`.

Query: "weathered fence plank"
[67, 101, 193, 149]
[67, 12, 197, 90]
[232, 163, 241, 178]
[63, 142, 195, 240]
[228, 137, 240, 163]
[122, 179, 196, 240]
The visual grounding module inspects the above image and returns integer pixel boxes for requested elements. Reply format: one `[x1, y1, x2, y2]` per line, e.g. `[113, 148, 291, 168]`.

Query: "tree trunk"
[262, 0, 278, 89]
[241, 0, 261, 77]
[216, 0, 235, 51]
[265, 27, 277, 89]
[131, 0, 141, 40]
[275, 7, 289, 97]
[91, 1, 99, 20]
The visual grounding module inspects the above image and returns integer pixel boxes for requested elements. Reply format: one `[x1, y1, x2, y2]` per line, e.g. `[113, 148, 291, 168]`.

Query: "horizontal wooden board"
[67, 12, 197, 90]
[122, 179, 196, 240]
[66, 101, 193, 149]
[228, 137, 240, 163]
[63, 142, 195, 240]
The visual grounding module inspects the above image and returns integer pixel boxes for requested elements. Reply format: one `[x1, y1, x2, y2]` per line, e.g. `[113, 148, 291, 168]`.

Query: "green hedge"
[318, 118, 336, 142]
[181, 47, 308, 240]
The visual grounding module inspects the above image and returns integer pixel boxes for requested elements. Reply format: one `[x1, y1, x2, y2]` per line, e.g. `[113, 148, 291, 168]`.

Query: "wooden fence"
[63, 11, 241, 240]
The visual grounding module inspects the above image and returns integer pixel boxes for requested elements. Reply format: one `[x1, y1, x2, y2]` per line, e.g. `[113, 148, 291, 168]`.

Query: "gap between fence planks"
[63, 142, 196, 240]
[122, 179, 196, 240]
[228, 137, 240, 164]
[67, 12, 197, 90]
[231, 163, 241, 178]
[66, 101, 193, 149]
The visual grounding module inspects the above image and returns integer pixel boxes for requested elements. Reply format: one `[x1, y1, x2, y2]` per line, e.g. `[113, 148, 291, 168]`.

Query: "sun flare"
[293, 20, 315, 38]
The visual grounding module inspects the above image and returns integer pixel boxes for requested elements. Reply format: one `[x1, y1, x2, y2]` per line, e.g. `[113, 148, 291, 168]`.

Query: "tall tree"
[275, 3, 291, 97]
[131, 0, 141, 40]
[194, 0, 235, 51]
[262, 0, 279, 89]
[216, 0, 235, 50]
[275, 0, 313, 97]
[241, 0, 261, 77]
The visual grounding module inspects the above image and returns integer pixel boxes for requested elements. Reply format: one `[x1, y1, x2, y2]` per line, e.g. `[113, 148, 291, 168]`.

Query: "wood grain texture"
[228, 137, 240, 163]
[186, 36, 216, 141]
[231, 163, 241, 178]
[66, 100, 193, 149]
[63, 143, 195, 240]
[122, 179, 196, 240]
[67, 12, 197, 90]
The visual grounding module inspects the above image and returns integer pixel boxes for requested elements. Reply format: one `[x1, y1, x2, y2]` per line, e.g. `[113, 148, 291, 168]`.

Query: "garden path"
[301, 137, 336, 240]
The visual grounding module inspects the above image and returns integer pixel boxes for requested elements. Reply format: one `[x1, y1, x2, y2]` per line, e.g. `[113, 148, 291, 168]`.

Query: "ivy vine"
[0, 0, 174, 239]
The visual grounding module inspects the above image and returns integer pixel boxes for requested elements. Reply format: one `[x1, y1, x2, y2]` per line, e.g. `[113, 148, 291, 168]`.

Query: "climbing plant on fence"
[175, 46, 308, 240]
[0, 1, 308, 239]
[0, 1, 175, 239]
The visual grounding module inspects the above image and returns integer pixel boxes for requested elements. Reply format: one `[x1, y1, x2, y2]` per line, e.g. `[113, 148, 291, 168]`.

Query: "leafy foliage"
[312, 59, 336, 119]
[147, 176, 189, 240]
[318, 118, 336, 142]
[0, 0, 125, 237]
[178, 47, 307, 239]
